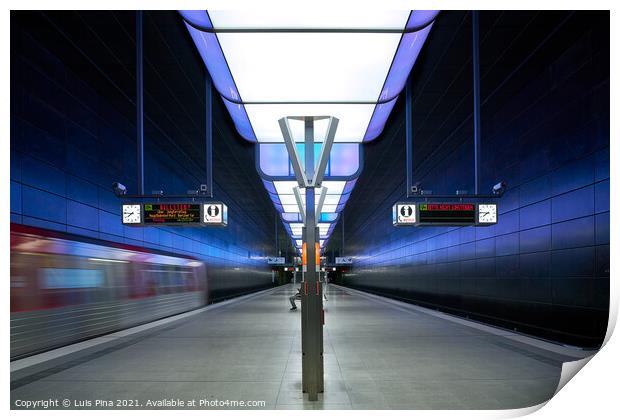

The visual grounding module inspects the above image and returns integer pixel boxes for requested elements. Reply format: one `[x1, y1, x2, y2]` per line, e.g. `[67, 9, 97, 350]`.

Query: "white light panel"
[283, 204, 301, 213]
[320, 204, 338, 213]
[279, 195, 299, 205]
[322, 181, 346, 195]
[216, 32, 401, 103]
[322, 195, 341, 205]
[245, 103, 376, 142]
[274, 181, 299, 196]
[208, 11, 410, 30]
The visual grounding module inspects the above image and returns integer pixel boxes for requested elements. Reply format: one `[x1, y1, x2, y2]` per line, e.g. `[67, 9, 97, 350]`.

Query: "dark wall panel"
[10, 11, 291, 301]
[328, 11, 609, 348]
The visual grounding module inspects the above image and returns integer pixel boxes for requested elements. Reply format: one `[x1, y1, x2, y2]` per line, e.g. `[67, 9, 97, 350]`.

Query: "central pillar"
[301, 117, 324, 401]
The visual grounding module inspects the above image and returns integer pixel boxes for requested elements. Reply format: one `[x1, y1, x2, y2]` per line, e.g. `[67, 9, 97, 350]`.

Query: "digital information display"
[392, 202, 497, 227]
[122, 202, 228, 226]
[418, 203, 476, 225]
[144, 203, 201, 225]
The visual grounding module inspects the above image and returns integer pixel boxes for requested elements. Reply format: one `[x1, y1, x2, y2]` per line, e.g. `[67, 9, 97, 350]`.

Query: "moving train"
[10, 224, 207, 360]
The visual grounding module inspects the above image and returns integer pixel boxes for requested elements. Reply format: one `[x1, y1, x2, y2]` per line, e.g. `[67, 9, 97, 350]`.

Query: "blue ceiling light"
[258, 143, 360, 178]
[364, 13, 435, 141]
[180, 10, 438, 252]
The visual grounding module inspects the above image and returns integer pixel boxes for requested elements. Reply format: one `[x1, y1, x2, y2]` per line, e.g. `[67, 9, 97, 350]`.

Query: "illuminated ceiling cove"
[180, 10, 438, 254]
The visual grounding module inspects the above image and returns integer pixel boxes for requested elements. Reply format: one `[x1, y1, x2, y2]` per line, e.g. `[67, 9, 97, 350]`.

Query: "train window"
[140, 267, 195, 294]
[40, 268, 104, 289]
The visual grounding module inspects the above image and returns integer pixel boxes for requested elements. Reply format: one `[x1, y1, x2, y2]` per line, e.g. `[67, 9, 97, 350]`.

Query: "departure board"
[143, 203, 201, 225]
[417, 203, 476, 225]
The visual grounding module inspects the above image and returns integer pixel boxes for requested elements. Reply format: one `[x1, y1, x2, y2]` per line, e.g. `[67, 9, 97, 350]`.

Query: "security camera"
[411, 182, 422, 194]
[112, 182, 127, 196]
[492, 181, 507, 195]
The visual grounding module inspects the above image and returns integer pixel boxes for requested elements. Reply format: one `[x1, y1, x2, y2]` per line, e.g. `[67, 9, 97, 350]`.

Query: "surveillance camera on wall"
[492, 181, 507, 195]
[411, 182, 423, 194]
[112, 182, 127, 196]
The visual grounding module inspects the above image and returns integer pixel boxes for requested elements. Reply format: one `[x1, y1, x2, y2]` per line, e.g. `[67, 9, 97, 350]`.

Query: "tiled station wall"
[10, 12, 276, 301]
[333, 12, 609, 348]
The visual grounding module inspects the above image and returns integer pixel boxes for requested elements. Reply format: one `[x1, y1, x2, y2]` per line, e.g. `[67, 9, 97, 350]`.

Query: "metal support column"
[279, 115, 337, 402]
[472, 10, 481, 195]
[275, 212, 279, 256]
[136, 11, 144, 195]
[205, 73, 213, 198]
[341, 212, 345, 256]
[301, 117, 323, 401]
[406, 75, 413, 198]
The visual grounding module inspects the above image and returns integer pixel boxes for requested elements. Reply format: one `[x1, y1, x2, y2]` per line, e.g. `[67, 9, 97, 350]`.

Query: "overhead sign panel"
[144, 203, 202, 225]
[418, 203, 475, 225]
[203, 203, 228, 226]
[268, 257, 286, 265]
[335, 257, 353, 265]
[392, 202, 498, 227]
[121, 202, 228, 226]
[393, 203, 416, 226]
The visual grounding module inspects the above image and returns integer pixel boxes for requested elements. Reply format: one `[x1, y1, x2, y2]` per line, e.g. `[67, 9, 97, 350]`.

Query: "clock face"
[478, 204, 497, 224]
[122, 204, 142, 224]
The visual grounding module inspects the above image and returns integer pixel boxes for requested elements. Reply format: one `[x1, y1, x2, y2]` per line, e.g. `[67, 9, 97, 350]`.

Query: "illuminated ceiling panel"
[181, 10, 438, 143]
[206, 11, 410, 29]
[215, 33, 401, 103]
[180, 10, 438, 253]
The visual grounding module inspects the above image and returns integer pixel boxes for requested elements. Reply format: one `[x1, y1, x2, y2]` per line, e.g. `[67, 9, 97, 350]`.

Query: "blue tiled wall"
[333, 12, 609, 348]
[11, 13, 275, 300]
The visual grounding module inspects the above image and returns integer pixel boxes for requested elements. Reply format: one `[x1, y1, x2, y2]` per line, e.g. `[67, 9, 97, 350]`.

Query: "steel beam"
[406, 76, 413, 198]
[341, 211, 345, 256]
[472, 10, 481, 195]
[293, 186, 306, 223]
[315, 187, 327, 225]
[136, 11, 144, 195]
[279, 117, 308, 187]
[313, 117, 338, 186]
[205, 73, 213, 198]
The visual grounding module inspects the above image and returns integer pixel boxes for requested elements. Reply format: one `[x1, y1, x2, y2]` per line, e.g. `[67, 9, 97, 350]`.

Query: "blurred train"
[10, 224, 207, 360]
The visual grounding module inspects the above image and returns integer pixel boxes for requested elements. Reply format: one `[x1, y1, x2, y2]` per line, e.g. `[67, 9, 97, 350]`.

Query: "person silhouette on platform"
[289, 287, 301, 310]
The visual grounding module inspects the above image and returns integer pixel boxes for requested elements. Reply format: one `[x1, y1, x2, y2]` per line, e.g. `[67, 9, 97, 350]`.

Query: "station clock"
[478, 203, 497, 224]
[122, 204, 142, 224]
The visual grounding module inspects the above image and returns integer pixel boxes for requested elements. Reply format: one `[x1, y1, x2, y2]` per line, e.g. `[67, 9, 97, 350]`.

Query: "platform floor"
[11, 284, 573, 409]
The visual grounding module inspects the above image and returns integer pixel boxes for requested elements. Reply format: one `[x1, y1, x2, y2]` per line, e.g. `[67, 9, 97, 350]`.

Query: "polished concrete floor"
[11, 284, 571, 409]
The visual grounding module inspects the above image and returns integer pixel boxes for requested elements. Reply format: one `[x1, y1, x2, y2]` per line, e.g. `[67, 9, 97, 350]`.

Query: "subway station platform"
[11, 284, 587, 410]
